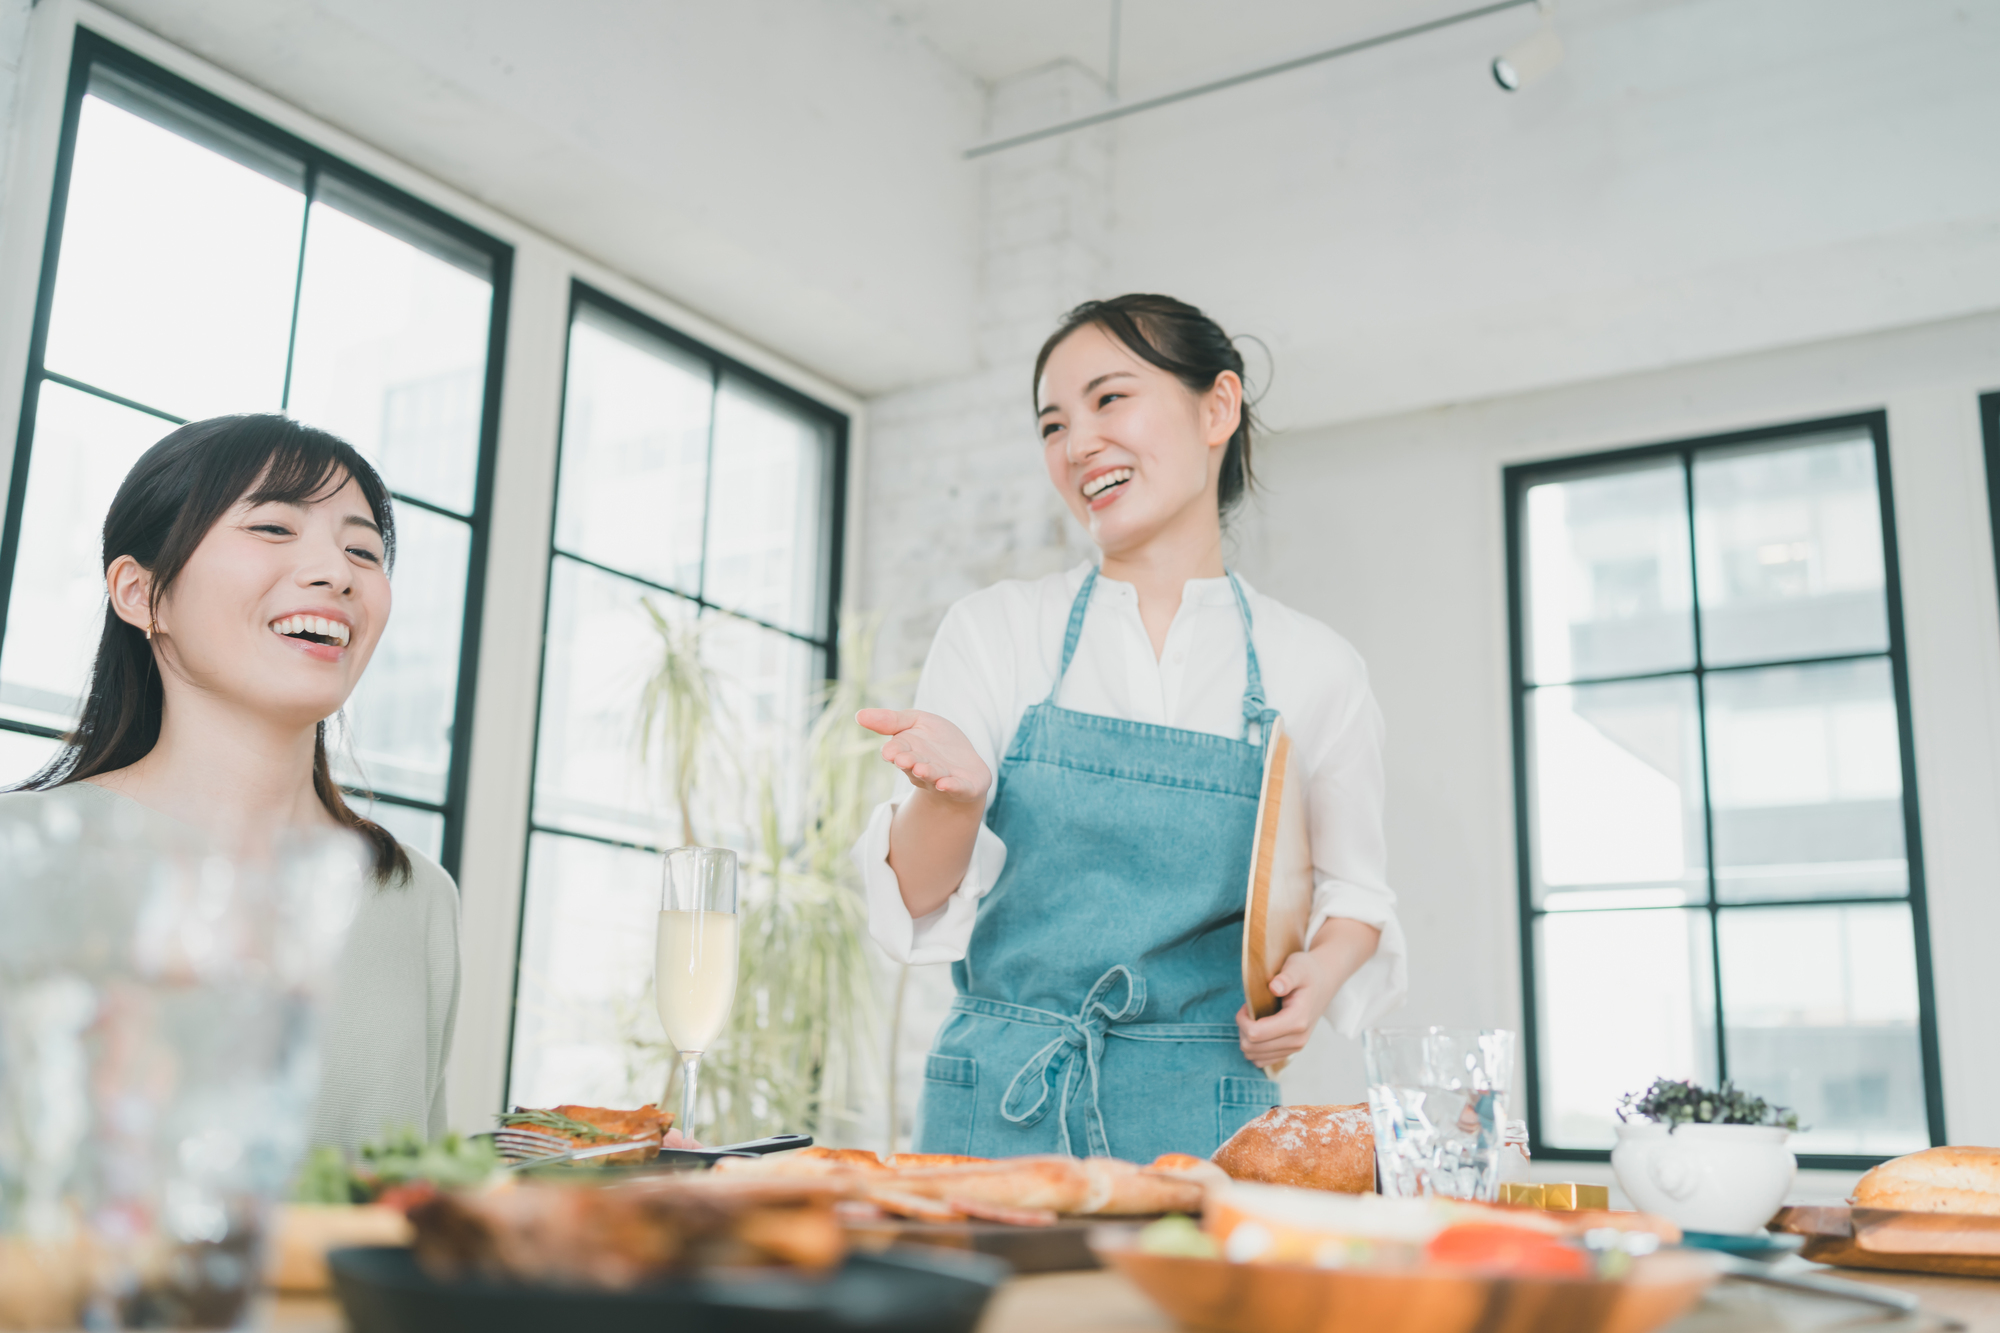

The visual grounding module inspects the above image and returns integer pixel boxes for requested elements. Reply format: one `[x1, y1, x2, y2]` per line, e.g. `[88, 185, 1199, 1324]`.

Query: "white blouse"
[853, 561, 1407, 1038]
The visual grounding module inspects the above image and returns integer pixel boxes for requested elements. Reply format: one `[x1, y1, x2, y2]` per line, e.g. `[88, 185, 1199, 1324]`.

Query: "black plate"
[328, 1245, 1008, 1333]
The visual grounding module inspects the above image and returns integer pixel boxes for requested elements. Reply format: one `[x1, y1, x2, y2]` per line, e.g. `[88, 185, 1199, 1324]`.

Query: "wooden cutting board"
[1772, 1205, 2000, 1277]
[1242, 714, 1314, 1035]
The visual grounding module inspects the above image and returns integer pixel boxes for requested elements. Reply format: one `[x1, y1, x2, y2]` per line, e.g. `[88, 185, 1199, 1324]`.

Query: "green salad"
[291, 1128, 501, 1204]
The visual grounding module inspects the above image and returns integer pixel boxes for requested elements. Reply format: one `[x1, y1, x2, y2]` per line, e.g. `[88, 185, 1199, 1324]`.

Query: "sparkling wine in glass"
[656, 846, 739, 1139]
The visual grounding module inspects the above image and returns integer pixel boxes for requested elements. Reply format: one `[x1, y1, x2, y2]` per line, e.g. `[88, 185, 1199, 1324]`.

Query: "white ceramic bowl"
[1611, 1121, 1796, 1234]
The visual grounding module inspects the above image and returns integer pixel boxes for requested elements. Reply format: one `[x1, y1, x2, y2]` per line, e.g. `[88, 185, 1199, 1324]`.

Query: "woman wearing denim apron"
[855, 296, 1408, 1161]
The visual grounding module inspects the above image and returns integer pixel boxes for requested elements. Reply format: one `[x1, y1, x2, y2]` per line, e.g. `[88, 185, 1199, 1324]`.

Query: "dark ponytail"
[14, 413, 411, 886]
[1033, 293, 1260, 516]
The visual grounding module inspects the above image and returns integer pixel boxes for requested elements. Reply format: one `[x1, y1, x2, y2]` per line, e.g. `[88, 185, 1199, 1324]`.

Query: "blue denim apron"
[916, 568, 1284, 1161]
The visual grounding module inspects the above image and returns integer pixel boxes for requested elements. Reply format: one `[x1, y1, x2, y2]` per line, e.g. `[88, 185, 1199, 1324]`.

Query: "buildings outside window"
[1508, 414, 1942, 1164]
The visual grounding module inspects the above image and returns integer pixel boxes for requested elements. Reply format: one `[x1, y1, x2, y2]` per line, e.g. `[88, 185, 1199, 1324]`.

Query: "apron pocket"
[918, 1053, 978, 1155]
[1217, 1074, 1282, 1146]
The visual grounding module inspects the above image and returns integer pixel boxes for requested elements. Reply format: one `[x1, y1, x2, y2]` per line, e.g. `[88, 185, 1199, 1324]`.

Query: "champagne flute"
[656, 846, 739, 1140]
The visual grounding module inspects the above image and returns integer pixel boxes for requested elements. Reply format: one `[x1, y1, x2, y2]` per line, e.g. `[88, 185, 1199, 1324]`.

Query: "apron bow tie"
[998, 965, 1148, 1158]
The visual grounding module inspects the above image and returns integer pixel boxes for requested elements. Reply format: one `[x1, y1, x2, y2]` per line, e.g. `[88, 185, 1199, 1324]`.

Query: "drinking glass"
[0, 798, 360, 1329]
[656, 846, 739, 1139]
[1366, 1026, 1516, 1202]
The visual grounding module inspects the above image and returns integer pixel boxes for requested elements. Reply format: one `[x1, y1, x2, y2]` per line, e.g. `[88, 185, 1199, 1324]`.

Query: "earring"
[145, 621, 157, 642]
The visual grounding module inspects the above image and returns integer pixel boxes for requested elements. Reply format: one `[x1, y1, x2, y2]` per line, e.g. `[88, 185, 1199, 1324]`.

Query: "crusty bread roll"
[1213, 1103, 1375, 1193]
[1853, 1146, 2000, 1215]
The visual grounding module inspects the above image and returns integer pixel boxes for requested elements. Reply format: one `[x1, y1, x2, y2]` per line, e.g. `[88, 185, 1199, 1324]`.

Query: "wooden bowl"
[1090, 1229, 1718, 1333]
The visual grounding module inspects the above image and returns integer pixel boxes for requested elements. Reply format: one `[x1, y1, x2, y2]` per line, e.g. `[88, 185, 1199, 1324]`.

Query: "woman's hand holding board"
[1235, 918, 1383, 1070]
[859, 709, 994, 918]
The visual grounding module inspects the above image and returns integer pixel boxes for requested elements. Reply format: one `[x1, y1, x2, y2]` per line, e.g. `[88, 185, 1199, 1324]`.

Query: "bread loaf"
[1212, 1104, 1375, 1193]
[1853, 1146, 2000, 1215]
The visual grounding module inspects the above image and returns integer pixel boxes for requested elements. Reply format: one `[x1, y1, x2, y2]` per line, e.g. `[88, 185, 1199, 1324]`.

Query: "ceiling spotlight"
[1493, 10, 1564, 91]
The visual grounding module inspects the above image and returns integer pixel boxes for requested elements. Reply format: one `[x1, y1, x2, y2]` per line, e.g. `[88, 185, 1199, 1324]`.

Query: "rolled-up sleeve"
[1301, 666, 1407, 1036]
[856, 797, 1007, 964]
[851, 598, 1016, 965]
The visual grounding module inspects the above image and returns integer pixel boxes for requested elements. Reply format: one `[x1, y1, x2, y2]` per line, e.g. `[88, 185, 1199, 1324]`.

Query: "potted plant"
[1611, 1078, 1801, 1234]
[626, 605, 896, 1148]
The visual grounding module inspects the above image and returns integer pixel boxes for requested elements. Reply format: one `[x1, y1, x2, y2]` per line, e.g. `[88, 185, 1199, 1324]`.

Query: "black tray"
[328, 1245, 1008, 1333]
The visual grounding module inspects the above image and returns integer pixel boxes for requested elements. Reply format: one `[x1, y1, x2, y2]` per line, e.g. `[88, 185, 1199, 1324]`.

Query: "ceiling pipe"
[963, 0, 1540, 160]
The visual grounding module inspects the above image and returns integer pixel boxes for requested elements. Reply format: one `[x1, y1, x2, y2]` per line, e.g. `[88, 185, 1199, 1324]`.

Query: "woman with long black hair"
[1, 414, 459, 1152]
[855, 295, 1407, 1161]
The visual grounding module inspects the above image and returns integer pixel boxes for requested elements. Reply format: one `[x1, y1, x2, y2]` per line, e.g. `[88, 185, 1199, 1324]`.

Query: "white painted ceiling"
[878, 0, 1453, 97]
[98, 0, 992, 395]
[91, 0, 2000, 431]
[1103, 0, 2000, 429]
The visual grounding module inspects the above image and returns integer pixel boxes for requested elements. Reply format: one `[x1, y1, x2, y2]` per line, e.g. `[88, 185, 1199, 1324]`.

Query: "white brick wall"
[861, 59, 1111, 687]
[856, 61, 1112, 1149]
[0, 0, 38, 232]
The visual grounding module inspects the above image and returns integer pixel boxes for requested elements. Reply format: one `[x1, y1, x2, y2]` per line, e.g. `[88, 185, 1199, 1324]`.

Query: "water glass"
[0, 795, 361, 1328]
[1365, 1026, 1516, 1202]
[656, 847, 739, 1140]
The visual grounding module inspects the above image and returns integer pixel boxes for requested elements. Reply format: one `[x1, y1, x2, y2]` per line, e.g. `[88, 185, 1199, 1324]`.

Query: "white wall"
[865, 61, 1110, 679]
[862, 61, 1113, 1143]
[1234, 311, 2000, 1138]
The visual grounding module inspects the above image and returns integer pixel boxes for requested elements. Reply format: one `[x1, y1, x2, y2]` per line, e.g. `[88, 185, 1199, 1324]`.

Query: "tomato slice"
[1425, 1224, 1592, 1278]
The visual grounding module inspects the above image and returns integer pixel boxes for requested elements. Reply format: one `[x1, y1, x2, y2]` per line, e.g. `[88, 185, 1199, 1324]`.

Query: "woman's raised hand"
[856, 709, 991, 804]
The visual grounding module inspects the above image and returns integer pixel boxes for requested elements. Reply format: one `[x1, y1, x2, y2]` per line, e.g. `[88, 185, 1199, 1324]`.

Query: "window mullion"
[696, 364, 721, 606]
[38, 371, 186, 426]
[1681, 447, 1727, 1086]
[279, 161, 316, 411]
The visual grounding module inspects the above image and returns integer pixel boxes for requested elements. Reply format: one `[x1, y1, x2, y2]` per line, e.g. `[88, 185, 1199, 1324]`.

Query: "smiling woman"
[0, 414, 461, 1152]
[853, 295, 1406, 1162]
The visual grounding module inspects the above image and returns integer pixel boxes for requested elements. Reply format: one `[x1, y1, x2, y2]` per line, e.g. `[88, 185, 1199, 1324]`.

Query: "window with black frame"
[1982, 391, 2000, 610]
[506, 285, 845, 1109]
[0, 34, 508, 871]
[1507, 414, 1943, 1166]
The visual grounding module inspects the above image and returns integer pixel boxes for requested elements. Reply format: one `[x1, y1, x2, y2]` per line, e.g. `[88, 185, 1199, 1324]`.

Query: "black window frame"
[1504, 409, 1946, 1172]
[0, 29, 513, 879]
[502, 279, 849, 1104]
[1982, 391, 2000, 615]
